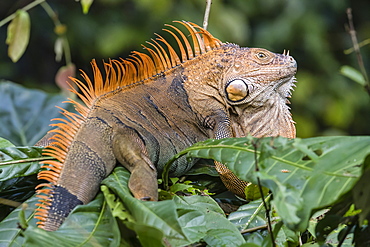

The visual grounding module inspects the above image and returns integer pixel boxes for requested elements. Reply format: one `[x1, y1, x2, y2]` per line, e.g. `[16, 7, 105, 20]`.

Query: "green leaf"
[174, 195, 245, 246]
[81, 0, 94, 14]
[340, 65, 366, 86]
[22, 193, 120, 247]
[0, 81, 75, 146]
[1, 193, 120, 247]
[173, 136, 370, 232]
[103, 167, 244, 246]
[0, 137, 15, 148]
[102, 167, 190, 246]
[6, 10, 30, 62]
[101, 185, 132, 221]
[352, 155, 370, 223]
[0, 195, 39, 247]
[0, 146, 44, 184]
[0, 144, 45, 221]
[228, 197, 267, 231]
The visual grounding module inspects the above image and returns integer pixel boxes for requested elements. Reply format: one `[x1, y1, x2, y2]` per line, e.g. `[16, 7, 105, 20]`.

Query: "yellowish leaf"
[81, 0, 94, 14]
[6, 10, 31, 63]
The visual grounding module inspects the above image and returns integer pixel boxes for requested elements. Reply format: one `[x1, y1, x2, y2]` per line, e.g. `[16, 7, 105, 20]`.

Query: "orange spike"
[141, 45, 164, 73]
[147, 39, 171, 69]
[155, 33, 181, 67]
[163, 27, 187, 62]
[178, 21, 205, 55]
[169, 22, 194, 59]
[35, 183, 53, 189]
[40, 160, 63, 169]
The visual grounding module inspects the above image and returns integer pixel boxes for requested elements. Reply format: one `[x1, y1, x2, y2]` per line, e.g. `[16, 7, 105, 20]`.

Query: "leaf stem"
[0, 156, 51, 166]
[0, 0, 45, 28]
[240, 224, 268, 234]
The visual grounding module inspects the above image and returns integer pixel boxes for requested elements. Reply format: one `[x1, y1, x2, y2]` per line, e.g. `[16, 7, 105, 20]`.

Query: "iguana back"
[35, 21, 297, 231]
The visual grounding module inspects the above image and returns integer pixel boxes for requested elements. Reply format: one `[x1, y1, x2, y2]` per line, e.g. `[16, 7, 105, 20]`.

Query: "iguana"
[35, 21, 297, 231]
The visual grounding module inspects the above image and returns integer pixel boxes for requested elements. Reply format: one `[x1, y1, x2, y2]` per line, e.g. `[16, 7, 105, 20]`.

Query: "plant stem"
[252, 139, 276, 246]
[346, 8, 370, 95]
[40, 1, 72, 65]
[203, 0, 212, 30]
[0, 0, 45, 27]
[40, 1, 62, 26]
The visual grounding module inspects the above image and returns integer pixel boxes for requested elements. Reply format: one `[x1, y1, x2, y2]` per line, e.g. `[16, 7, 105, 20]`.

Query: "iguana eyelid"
[255, 51, 272, 61]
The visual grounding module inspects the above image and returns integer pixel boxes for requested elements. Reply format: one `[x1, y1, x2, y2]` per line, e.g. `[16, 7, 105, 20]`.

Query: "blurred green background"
[0, 0, 369, 138]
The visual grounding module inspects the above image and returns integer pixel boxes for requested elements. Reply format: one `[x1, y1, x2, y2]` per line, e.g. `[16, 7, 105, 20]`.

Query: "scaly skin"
[35, 22, 297, 231]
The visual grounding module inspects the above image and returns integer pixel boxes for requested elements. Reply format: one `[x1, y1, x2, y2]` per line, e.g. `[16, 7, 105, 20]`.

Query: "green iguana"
[35, 21, 297, 231]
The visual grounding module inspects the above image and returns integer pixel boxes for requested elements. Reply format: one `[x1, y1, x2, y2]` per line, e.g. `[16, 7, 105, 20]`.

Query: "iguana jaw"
[228, 74, 297, 139]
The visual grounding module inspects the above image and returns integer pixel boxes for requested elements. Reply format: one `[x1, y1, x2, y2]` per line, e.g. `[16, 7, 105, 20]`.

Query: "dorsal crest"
[70, 21, 223, 115]
[35, 21, 223, 229]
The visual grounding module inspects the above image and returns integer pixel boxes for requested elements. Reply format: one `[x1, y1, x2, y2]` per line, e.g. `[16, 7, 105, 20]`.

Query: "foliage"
[0, 84, 370, 246]
[1, 1, 370, 246]
[0, 81, 75, 146]
[1, 0, 369, 136]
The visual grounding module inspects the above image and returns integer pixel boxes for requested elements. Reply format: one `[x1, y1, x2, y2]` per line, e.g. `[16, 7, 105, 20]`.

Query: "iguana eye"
[225, 79, 249, 102]
[256, 52, 268, 59]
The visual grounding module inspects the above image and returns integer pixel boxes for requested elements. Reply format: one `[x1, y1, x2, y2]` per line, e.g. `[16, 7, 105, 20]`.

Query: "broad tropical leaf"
[0, 81, 75, 146]
[228, 197, 268, 231]
[169, 136, 370, 231]
[102, 167, 189, 246]
[102, 166, 245, 246]
[0, 138, 15, 148]
[0, 195, 39, 247]
[20, 193, 120, 247]
[0, 146, 45, 185]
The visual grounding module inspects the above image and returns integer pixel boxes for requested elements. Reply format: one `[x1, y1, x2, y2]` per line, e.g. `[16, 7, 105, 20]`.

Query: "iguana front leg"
[211, 114, 251, 199]
[112, 128, 158, 201]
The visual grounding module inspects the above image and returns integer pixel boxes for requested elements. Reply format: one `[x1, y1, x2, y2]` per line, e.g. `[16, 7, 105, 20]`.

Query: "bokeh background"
[0, 0, 369, 138]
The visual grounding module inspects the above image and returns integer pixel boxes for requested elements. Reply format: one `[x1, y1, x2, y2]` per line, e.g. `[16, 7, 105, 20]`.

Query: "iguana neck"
[230, 97, 295, 138]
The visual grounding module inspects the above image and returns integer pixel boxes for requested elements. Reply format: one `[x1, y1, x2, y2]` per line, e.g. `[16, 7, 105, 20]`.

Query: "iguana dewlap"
[35, 21, 297, 231]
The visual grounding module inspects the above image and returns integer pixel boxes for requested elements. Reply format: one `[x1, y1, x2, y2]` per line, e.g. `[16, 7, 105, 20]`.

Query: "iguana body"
[35, 21, 297, 231]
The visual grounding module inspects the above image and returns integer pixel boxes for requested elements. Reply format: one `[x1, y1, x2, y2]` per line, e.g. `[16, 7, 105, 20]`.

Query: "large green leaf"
[0, 81, 74, 146]
[102, 166, 244, 246]
[20, 193, 120, 247]
[174, 195, 245, 246]
[0, 195, 39, 247]
[169, 136, 370, 232]
[102, 167, 189, 246]
[0, 138, 15, 148]
[0, 143, 45, 220]
[228, 197, 267, 231]
[0, 146, 45, 188]
[0, 193, 120, 247]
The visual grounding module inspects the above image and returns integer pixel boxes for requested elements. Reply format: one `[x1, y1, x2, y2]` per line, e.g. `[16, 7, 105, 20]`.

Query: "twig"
[203, 0, 212, 30]
[0, 0, 45, 27]
[0, 198, 22, 208]
[240, 224, 268, 234]
[346, 8, 370, 95]
[40, 2, 72, 65]
[252, 140, 275, 246]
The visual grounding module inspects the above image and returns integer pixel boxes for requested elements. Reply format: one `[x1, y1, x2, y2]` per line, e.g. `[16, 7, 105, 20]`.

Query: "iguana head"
[184, 44, 297, 139]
